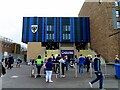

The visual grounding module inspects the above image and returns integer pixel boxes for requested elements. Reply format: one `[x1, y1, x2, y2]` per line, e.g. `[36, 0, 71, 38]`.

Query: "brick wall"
[79, 2, 120, 62]
[27, 42, 46, 61]
[0, 41, 12, 54]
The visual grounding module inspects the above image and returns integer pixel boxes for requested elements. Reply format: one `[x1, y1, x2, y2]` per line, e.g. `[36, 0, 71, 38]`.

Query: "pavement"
[1, 63, 120, 90]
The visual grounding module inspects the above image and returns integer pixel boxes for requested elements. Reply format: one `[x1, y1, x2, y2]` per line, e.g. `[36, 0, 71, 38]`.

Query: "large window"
[68, 34, 70, 39]
[115, 11, 120, 17]
[63, 25, 70, 31]
[62, 25, 70, 41]
[63, 34, 65, 40]
[47, 25, 54, 31]
[117, 22, 120, 28]
[46, 34, 54, 40]
[52, 34, 54, 39]
[63, 34, 70, 40]
[46, 25, 54, 41]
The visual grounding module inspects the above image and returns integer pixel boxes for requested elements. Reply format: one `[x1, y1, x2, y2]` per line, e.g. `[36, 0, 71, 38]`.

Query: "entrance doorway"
[75, 42, 88, 51]
[42, 42, 59, 50]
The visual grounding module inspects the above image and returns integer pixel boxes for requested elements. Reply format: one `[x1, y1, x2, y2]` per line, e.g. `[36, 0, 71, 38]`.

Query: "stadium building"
[0, 36, 24, 60]
[22, 17, 90, 60]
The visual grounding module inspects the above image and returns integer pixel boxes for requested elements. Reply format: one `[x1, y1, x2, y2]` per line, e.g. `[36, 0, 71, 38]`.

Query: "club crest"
[31, 25, 38, 33]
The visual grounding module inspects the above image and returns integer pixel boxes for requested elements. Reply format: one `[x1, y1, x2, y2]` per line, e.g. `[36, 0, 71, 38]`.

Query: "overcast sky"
[0, 0, 85, 47]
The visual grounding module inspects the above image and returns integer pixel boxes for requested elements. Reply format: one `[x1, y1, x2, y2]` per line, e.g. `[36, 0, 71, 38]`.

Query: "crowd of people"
[4, 55, 14, 69]
[30, 54, 98, 82]
[30, 53, 119, 89]
[1, 54, 23, 77]
[1, 55, 14, 77]
[1, 53, 119, 89]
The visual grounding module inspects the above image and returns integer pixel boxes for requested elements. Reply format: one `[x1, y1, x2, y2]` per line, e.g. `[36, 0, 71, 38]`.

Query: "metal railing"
[31, 63, 61, 78]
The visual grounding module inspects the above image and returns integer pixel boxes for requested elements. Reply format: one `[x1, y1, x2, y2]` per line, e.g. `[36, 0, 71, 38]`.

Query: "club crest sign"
[31, 25, 38, 33]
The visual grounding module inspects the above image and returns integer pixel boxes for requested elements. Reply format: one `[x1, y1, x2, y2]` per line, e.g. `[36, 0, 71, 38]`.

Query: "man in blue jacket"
[78, 54, 85, 73]
[89, 54, 104, 90]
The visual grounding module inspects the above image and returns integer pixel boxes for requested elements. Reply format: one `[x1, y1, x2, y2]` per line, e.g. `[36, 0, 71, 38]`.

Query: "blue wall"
[22, 17, 90, 43]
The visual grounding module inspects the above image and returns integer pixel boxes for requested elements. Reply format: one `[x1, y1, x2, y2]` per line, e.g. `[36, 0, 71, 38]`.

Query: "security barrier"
[30, 63, 61, 78]
[30, 62, 97, 79]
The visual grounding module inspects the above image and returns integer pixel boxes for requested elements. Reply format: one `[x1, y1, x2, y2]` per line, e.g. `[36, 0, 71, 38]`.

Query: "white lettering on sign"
[61, 51, 74, 54]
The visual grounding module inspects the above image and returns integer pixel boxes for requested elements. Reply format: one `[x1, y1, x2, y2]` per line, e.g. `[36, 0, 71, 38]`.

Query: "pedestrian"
[55, 54, 61, 74]
[70, 57, 75, 68]
[11, 55, 14, 65]
[7, 55, 13, 69]
[92, 55, 97, 68]
[45, 58, 53, 83]
[35, 55, 43, 77]
[51, 55, 56, 73]
[24, 54, 27, 64]
[86, 55, 92, 72]
[114, 55, 120, 63]
[30, 58, 33, 65]
[59, 56, 65, 78]
[10, 55, 14, 68]
[78, 54, 85, 73]
[65, 55, 69, 71]
[16, 58, 21, 68]
[5, 57, 8, 67]
[74, 55, 78, 63]
[1, 64, 6, 77]
[43, 55, 48, 77]
[44, 55, 48, 63]
[1, 59, 6, 77]
[32, 59, 35, 65]
[89, 54, 104, 90]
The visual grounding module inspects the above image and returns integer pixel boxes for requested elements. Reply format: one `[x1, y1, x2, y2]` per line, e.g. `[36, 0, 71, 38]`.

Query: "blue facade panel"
[82, 17, 87, 42]
[60, 17, 62, 42]
[42, 17, 45, 42]
[70, 18, 72, 42]
[22, 17, 90, 43]
[70, 17, 75, 42]
[45, 17, 47, 42]
[54, 17, 56, 42]
[72, 17, 75, 42]
[87, 17, 90, 42]
[36, 17, 39, 42]
[22, 17, 27, 42]
[29, 17, 33, 42]
[77, 18, 81, 42]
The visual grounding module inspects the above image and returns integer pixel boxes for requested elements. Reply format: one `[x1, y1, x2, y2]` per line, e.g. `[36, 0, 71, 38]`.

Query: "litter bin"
[114, 64, 120, 79]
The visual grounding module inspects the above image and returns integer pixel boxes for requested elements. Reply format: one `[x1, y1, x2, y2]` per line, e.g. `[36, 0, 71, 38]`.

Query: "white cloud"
[0, 0, 85, 47]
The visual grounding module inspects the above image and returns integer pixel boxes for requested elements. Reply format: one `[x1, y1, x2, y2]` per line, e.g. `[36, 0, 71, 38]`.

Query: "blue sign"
[61, 50, 74, 55]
